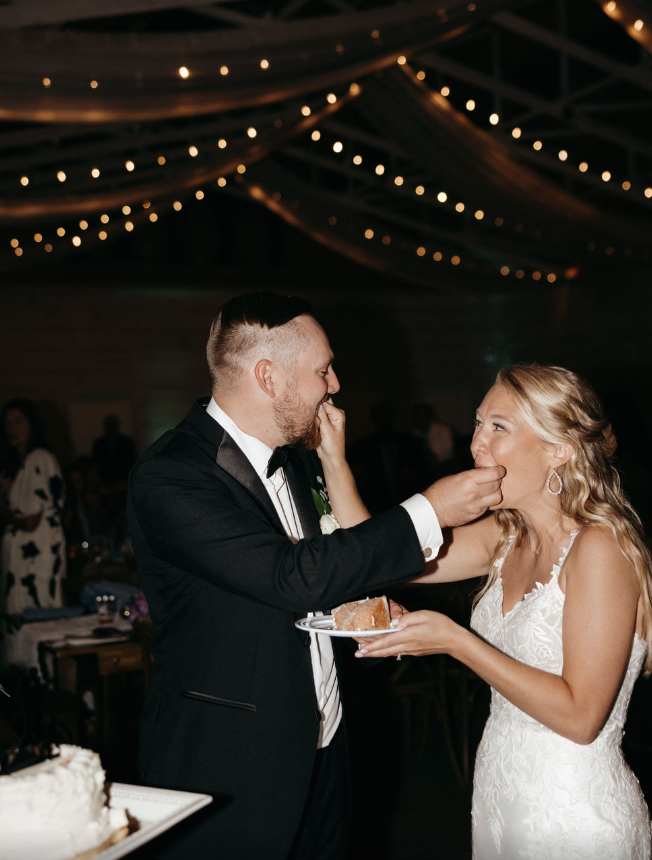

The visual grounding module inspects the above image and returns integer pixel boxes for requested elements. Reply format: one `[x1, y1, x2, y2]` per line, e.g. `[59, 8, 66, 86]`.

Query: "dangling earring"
[546, 469, 563, 495]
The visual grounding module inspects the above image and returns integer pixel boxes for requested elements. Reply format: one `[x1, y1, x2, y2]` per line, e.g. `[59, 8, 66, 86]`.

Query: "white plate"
[295, 615, 402, 638]
[94, 783, 213, 859]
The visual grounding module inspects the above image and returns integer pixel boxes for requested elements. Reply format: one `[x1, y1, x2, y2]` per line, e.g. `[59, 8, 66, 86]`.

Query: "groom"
[127, 292, 504, 860]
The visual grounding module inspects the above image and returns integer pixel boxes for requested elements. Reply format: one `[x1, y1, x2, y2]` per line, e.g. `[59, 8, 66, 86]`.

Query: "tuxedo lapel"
[216, 430, 282, 530]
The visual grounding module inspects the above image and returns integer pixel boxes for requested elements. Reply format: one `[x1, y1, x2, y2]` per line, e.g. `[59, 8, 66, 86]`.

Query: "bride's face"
[471, 385, 551, 510]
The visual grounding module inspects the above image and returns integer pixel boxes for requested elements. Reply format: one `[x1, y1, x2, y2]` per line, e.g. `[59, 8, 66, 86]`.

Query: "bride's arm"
[356, 527, 640, 744]
[316, 400, 371, 527]
[317, 400, 501, 579]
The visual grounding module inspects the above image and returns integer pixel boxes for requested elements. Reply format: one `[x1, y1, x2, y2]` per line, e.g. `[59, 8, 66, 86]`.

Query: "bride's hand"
[317, 400, 347, 464]
[354, 609, 459, 659]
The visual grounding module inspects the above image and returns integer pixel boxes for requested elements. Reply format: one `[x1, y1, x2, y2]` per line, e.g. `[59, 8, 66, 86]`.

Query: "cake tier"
[0, 744, 129, 860]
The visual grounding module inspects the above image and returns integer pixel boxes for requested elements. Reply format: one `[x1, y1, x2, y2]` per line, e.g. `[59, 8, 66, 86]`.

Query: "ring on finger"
[396, 653, 402, 661]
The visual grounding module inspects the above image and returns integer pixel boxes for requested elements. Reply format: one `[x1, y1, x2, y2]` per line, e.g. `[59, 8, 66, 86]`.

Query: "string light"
[72, 236, 81, 247]
[440, 86, 450, 97]
[397, 56, 407, 65]
[122, 205, 131, 215]
[311, 130, 321, 141]
[90, 81, 98, 89]
[189, 145, 199, 156]
[415, 185, 424, 195]
[220, 65, 229, 76]
[301, 106, 311, 117]
[178, 67, 189, 78]
[333, 141, 343, 153]
[364, 229, 374, 239]
[466, 99, 476, 111]
[57, 171, 66, 182]
[326, 93, 337, 104]
[437, 192, 448, 202]
[416, 246, 426, 256]
[158, 156, 166, 165]
[394, 175, 403, 186]
[246, 128, 257, 139]
[375, 164, 385, 175]
[91, 168, 100, 178]
[352, 154, 362, 165]
[489, 113, 499, 125]
[260, 59, 269, 69]
[125, 161, 135, 171]
[382, 235, 391, 245]
[20, 176, 29, 186]
[42, 78, 51, 88]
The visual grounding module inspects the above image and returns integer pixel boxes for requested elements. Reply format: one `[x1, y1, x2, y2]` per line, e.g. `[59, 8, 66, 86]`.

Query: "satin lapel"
[216, 430, 282, 529]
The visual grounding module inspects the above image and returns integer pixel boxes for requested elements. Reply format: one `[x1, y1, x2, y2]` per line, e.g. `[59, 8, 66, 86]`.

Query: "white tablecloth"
[5, 614, 134, 679]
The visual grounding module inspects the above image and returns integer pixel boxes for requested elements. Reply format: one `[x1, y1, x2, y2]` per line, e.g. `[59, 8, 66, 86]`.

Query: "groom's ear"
[254, 359, 279, 398]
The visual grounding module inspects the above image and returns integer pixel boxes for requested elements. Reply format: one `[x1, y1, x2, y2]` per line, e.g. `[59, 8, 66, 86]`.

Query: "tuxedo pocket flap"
[181, 689, 256, 712]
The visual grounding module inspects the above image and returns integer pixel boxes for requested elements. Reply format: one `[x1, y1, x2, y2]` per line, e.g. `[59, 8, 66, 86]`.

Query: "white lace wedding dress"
[470, 531, 651, 859]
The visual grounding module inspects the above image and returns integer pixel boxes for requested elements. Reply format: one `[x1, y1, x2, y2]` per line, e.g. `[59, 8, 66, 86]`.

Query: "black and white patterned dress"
[1, 448, 66, 615]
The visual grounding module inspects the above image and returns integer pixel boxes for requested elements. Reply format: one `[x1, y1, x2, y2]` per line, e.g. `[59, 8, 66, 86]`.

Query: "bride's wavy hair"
[477, 363, 652, 674]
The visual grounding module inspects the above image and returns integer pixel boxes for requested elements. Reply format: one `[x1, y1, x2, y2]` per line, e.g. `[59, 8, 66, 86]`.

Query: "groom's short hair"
[207, 292, 315, 389]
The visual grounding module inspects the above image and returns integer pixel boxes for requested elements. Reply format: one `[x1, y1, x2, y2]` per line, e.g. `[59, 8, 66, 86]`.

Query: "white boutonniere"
[311, 476, 341, 535]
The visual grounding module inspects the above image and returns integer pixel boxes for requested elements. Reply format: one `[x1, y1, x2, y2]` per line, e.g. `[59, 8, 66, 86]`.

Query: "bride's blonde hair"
[477, 363, 652, 674]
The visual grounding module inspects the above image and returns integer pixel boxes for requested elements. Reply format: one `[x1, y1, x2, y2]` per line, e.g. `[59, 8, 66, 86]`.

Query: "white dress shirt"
[205, 397, 443, 748]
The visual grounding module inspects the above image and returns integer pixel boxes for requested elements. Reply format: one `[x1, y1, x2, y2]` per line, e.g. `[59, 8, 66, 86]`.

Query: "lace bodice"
[470, 531, 651, 859]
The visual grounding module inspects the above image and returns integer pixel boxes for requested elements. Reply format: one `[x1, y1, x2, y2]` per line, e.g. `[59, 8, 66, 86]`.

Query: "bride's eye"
[492, 423, 505, 431]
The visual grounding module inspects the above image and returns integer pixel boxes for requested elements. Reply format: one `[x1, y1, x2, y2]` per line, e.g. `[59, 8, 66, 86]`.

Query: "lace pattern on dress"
[470, 531, 651, 859]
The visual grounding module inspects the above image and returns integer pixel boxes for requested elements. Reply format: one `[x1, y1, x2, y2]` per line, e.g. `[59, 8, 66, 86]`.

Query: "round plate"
[295, 615, 402, 638]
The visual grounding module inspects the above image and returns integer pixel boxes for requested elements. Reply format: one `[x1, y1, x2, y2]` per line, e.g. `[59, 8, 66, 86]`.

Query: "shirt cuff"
[400, 494, 444, 562]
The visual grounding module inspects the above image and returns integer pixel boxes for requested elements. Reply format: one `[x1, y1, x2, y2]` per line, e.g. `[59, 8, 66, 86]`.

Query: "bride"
[317, 364, 652, 859]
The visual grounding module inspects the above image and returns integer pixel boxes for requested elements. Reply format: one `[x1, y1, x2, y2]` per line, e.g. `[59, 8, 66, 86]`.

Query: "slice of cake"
[332, 595, 391, 631]
[0, 744, 129, 860]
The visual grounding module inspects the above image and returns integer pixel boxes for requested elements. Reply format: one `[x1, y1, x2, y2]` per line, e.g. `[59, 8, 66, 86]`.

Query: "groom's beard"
[273, 378, 323, 450]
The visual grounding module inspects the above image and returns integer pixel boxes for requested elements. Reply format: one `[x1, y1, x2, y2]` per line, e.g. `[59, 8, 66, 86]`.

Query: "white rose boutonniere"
[311, 476, 341, 535]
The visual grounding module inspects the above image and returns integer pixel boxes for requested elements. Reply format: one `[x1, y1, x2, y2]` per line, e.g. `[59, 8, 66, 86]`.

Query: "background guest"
[0, 399, 66, 619]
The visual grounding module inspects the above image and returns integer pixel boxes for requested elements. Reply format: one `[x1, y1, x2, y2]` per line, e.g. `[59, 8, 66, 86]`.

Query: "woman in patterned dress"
[1, 399, 66, 618]
[318, 365, 652, 859]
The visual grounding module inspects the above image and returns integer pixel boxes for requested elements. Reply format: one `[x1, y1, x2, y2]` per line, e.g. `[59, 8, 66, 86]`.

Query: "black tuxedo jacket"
[127, 399, 426, 859]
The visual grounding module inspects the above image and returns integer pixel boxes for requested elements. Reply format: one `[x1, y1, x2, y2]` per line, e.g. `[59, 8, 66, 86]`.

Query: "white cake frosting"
[0, 744, 128, 860]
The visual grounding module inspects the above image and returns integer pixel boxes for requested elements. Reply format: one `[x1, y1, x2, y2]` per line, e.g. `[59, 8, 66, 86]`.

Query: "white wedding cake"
[0, 744, 129, 860]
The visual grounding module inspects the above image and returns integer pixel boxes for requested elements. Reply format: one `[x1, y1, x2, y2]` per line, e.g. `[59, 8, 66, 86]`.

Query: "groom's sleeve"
[400, 494, 444, 561]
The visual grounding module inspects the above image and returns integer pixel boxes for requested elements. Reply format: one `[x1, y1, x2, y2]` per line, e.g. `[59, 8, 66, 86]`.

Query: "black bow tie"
[267, 445, 295, 478]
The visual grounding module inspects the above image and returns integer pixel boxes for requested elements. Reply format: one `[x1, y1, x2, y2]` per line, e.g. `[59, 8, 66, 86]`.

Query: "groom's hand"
[421, 466, 505, 528]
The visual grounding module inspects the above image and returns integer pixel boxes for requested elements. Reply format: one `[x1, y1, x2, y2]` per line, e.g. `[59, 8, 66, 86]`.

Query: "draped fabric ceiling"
[1, 0, 651, 290]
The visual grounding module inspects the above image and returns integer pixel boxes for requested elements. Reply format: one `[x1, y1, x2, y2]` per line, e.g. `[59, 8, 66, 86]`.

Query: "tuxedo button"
[423, 547, 433, 559]
[314, 710, 322, 722]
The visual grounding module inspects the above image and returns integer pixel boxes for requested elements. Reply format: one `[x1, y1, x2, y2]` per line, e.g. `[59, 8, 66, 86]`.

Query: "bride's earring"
[546, 469, 563, 495]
